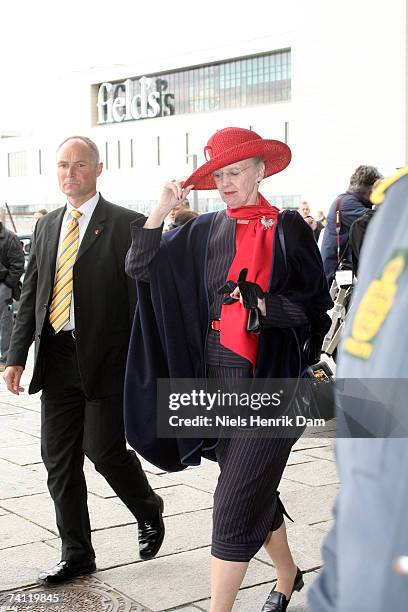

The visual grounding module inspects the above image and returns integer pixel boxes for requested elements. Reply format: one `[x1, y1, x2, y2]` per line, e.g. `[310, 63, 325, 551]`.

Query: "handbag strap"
[278, 210, 287, 272]
[335, 196, 343, 262]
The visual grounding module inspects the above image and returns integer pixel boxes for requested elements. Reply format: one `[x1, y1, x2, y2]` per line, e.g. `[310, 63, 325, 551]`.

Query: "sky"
[1, 0, 300, 132]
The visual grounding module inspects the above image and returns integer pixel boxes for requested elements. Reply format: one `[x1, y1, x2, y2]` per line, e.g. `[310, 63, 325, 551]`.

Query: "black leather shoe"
[138, 495, 165, 560]
[38, 559, 96, 585]
[261, 567, 304, 611]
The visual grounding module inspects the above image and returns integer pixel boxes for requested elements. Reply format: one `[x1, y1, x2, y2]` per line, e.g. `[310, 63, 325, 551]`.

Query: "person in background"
[315, 210, 327, 227]
[32, 209, 48, 231]
[166, 198, 191, 229]
[0, 221, 25, 371]
[320, 165, 383, 285]
[298, 201, 311, 219]
[348, 178, 383, 276]
[315, 212, 327, 248]
[300, 203, 322, 242]
[304, 215, 319, 241]
[125, 127, 332, 612]
[33, 208, 48, 220]
[313, 211, 326, 242]
[308, 167, 408, 612]
[3, 136, 164, 585]
[173, 209, 199, 226]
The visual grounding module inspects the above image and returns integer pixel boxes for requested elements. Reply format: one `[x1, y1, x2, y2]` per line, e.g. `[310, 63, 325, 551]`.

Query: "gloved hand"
[218, 279, 237, 305]
[219, 268, 265, 309]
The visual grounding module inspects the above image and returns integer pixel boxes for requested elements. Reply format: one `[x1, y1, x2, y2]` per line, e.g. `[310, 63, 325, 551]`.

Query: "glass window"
[8, 151, 28, 177]
[105, 142, 109, 170]
[98, 49, 291, 124]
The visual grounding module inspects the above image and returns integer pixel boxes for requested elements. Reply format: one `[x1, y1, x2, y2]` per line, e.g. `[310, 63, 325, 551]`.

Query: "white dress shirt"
[55, 192, 100, 330]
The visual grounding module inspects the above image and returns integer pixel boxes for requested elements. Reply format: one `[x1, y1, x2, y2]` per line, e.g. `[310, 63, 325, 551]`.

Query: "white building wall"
[0, 0, 406, 219]
[292, 0, 406, 208]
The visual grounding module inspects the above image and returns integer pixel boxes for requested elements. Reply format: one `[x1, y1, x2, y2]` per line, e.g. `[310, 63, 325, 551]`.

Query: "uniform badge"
[343, 250, 408, 359]
[371, 165, 408, 205]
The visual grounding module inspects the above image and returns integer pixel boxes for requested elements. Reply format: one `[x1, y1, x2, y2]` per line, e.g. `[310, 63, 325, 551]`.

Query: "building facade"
[1, 1, 406, 228]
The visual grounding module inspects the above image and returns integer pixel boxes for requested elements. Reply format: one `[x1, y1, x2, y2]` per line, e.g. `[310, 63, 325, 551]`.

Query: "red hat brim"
[183, 139, 291, 190]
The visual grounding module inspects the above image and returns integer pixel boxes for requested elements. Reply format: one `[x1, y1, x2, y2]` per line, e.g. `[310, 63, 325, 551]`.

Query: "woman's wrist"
[144, 182, 193, 229]
[144, 207, 168, 229]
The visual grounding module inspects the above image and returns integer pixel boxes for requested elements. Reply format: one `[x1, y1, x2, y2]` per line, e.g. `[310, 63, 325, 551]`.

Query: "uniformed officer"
[308, 167, 408, 612]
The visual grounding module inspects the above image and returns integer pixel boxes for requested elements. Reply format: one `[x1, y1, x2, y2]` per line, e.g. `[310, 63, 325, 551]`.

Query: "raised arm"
[125, 180, 192, 281]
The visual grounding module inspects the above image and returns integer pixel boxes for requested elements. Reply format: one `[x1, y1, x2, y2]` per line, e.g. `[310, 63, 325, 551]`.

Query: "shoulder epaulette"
[371, 165, 408, 205]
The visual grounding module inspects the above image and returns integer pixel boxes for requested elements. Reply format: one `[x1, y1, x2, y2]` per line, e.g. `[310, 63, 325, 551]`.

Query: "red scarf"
[219, 194, 279, 367]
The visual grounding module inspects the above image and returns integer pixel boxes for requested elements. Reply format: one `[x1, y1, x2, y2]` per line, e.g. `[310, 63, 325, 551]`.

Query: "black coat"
[349, 208, 376, 274]
[7, 195, 145, 398]
[0, 222, 25, 296]
[124, 210, 332, 471]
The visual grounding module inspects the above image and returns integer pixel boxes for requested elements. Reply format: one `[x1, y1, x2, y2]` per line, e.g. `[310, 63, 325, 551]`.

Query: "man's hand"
[3, 366, 25, 395]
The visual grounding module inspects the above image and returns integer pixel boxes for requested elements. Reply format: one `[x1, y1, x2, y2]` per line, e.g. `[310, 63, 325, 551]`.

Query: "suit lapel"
[76, 196, 107, 261]
[48, 207, 66, 280]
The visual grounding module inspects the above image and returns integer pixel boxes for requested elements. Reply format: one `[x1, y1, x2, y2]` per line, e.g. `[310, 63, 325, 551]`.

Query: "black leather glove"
[218, 279, 237, 305]
[219, 268, 265, 309]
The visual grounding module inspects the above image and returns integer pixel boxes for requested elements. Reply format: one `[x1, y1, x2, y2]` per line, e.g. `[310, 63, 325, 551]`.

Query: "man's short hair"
[349, 165, 383, 193]
[57, 136, 100, 166]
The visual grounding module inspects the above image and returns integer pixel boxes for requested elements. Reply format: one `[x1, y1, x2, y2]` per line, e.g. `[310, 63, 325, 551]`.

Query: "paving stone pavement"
[0, 352, 337, 611]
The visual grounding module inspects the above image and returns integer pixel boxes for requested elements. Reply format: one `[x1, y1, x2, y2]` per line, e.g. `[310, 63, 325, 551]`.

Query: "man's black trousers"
[40, 328, 158, 563]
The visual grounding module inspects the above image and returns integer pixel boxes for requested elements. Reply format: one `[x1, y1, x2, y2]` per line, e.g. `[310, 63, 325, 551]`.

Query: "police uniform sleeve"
[308, 501, 339, 612]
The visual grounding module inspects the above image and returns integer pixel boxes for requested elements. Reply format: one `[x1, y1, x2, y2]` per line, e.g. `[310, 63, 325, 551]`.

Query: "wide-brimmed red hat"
[183, 127, 291, 190]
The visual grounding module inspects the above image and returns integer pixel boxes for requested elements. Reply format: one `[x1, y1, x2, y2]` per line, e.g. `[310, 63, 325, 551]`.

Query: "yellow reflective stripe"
[371, 166, 408, 205]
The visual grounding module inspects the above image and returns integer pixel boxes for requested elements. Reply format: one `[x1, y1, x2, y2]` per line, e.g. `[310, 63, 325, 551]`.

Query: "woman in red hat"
[125, 127, 332, 612]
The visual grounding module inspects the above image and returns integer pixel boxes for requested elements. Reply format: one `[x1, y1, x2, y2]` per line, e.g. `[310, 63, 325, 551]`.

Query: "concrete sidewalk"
[0, 352, 337, 612]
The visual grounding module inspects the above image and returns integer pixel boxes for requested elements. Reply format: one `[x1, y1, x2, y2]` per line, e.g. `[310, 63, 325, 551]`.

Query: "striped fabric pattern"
[49, 209, 82, 333]
[206, 211, 252, 368]
[207, 365, 294, 562]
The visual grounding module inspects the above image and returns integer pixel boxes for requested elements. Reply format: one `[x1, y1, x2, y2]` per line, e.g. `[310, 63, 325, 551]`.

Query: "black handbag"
[297, 360, 335, 421]
[278, 211, 335, 422]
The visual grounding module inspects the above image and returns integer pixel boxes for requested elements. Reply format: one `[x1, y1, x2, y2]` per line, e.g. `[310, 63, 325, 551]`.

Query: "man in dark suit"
[3, 136, 164, 585]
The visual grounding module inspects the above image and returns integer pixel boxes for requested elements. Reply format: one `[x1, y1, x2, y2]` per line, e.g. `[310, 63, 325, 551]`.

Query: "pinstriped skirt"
[207, 365, 296, 562]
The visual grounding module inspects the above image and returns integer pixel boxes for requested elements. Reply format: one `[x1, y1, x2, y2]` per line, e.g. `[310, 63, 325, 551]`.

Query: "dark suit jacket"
[7, 195, 145, 398]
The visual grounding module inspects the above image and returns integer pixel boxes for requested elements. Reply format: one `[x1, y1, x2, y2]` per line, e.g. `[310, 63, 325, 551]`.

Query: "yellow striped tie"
[49, 209, 82, 333]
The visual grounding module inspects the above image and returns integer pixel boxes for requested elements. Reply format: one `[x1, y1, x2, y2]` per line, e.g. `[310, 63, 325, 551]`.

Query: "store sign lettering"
[97, 76, 175, 124]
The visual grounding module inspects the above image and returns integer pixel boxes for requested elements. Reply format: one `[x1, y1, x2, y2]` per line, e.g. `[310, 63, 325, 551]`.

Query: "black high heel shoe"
[260, 567, 304, 611]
